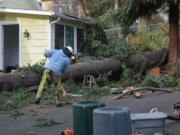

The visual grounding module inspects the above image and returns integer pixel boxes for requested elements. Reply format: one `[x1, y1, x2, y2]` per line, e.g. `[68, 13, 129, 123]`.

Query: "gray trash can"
[93, 107, 131, 135]
[131, 112, 167, 135]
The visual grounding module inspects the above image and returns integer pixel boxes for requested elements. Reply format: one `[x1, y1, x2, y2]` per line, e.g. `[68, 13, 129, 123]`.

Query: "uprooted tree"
[115, 0, 180, 64]
[0, 50, 167, 91]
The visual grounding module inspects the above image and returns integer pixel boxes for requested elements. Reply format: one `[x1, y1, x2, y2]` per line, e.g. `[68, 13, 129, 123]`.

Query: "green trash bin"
[73, 100, 105, 135]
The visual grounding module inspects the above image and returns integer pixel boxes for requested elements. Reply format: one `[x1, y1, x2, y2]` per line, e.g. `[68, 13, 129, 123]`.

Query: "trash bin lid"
[94, 107, 130, 114]
[131, 112, 167, 120]
[73, 100, 105, 107]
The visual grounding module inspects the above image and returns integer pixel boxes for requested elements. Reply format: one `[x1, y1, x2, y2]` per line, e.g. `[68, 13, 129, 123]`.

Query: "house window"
[55, 24, 86, 54]
[77, 28, 84, 52]
[65, 25, 74, 50]
[55, 24, 64, 49]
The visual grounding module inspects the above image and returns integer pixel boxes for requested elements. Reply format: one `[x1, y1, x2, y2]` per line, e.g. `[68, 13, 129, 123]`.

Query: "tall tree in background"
[78, 0, 122, 37]
[114, 0, 122, 37]
[115, 0, 179, 64]
[78, 0, 114, 18]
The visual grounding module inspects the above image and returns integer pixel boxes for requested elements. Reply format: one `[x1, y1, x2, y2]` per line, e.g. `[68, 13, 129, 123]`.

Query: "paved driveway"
[0, 91, 180, 135]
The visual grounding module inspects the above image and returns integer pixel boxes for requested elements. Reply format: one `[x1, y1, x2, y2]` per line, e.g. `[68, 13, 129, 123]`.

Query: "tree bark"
[0, 72, 39, 91]
[114, 0, 122, 38]
[0, 50, 167, 91]
[127, 50, 168, 70]
[168, 2, 179, 63]
[114, 0, 119, 10]
[61, 58, 122, 81]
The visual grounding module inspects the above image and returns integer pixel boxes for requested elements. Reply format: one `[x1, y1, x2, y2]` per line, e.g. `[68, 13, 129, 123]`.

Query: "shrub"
[82, 23, 108, 57]
[83, 39, 110, 57]
[83, 26, 132, 62]
[147, 26, 169, 51]
[110, 39, 132, 61]
[143, 74, 174, 88]
[18, 60, 46, 80]
[121, 64, 134, 81]
[94, 23, 108, 45]
[127, 24, 169, 52]
[169, 59, 180, 78]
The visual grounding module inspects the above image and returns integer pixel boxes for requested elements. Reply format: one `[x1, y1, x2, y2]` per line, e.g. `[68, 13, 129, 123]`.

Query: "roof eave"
[0, 8, 53, 16]
[0, 8, 96, 26]
[53, 12, 96, 26]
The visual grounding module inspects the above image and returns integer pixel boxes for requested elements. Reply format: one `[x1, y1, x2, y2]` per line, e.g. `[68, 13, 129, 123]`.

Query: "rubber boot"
[34, 98, 41, 104]
[55, 94, 63, 107]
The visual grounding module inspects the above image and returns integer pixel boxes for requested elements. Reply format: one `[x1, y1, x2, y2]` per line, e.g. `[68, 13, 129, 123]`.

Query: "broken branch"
[114, 87, 173, 99]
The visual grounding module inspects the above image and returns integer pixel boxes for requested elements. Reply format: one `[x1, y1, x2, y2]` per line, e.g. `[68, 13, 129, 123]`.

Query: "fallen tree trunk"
[0, 50, 167, 91]
[0, 72, 39, 91]
[127, 50, 168, 73]
[61, 58, 122, 81]
[114, 87, 173, 99]
[0, 58, 122, 91]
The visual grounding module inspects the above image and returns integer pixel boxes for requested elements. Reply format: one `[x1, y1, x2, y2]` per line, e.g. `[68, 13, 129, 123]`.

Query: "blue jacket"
[44, 49, 70, 76]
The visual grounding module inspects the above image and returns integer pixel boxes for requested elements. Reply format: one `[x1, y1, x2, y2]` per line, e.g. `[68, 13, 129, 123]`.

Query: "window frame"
[54, 22, 86, 54]
[77, 27, 85, 53]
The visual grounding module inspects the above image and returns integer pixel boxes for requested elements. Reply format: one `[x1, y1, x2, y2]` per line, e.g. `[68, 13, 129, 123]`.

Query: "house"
[0, 0, 96, 71]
